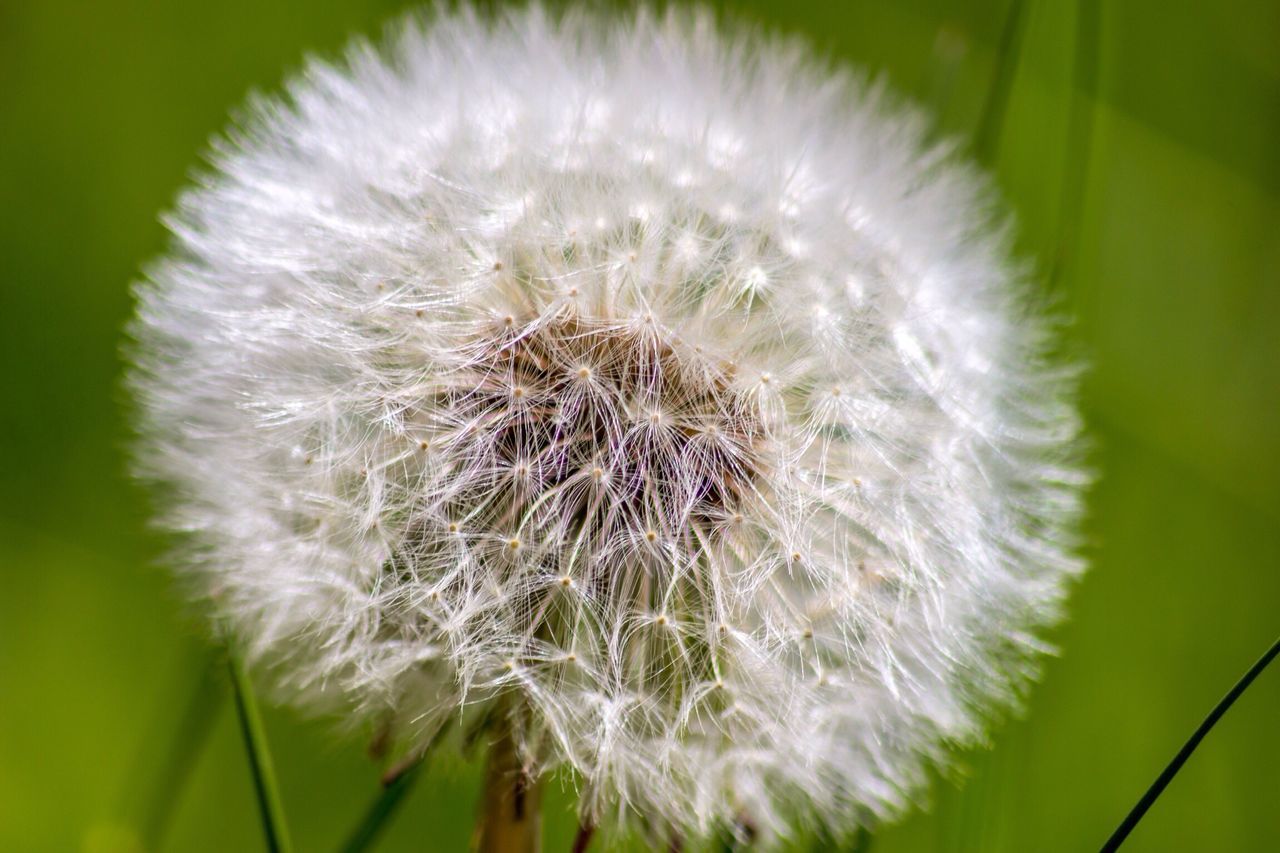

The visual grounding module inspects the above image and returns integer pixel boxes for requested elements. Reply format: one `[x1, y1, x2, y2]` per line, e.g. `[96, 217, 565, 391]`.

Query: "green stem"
[139, 651, 223, 849]
[339, 759, 424, 853]
[809, 824, 871, 853]
[974, 0, 1027, 166]
[228, 650, 294, 853]
[1050, 0, 1101, 291]
[1100, 634, 1280, 851]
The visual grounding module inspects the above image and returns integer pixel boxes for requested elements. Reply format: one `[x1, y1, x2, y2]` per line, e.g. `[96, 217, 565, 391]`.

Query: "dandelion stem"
[228, 650, 294, 853]
[571, 819, 596, 853]
[1099, 634, 1280, 851]
[340, 758, 424, 853]
[474, 708, 542, 853]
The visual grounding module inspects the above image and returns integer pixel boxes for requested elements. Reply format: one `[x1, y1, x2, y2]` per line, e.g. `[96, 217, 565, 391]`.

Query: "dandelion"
[129, 4, 1086, 849]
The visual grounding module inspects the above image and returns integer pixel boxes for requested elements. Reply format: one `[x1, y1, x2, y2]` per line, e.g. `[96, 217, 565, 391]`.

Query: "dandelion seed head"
[130, 4, 1086, 846]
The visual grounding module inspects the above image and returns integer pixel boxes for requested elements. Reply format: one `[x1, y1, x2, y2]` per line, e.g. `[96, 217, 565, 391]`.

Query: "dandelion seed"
[129, 5, 1085, 848]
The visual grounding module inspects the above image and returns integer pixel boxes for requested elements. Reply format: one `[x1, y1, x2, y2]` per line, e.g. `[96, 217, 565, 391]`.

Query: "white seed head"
[129, 5, 1086, 846]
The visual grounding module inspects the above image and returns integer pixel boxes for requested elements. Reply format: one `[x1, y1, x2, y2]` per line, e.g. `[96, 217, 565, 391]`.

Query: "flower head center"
[409, 309, 767, 633]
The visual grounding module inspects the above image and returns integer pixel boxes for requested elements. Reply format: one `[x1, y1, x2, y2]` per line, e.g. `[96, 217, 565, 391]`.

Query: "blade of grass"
[339, 718, 454, 852]
[339, 758, 424, 853]
[1050, 0, 1101, 291]
[139, 650, 223, 849]
[228, 649, 294, 853]
[922, 24, 967, 121]
[1099, 634, 1280, 852]
[974, 0, 1026, 165]
[808, 823, 871, 852]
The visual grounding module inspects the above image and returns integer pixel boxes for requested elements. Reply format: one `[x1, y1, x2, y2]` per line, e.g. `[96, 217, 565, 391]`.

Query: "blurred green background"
[2, 0, 1277, 850]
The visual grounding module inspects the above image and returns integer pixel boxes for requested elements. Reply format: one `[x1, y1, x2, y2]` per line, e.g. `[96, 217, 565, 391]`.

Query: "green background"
[2, 0, 1277, 850]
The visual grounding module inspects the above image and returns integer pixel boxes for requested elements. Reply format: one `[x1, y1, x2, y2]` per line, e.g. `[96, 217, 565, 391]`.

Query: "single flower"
[130, 4, 1087, 848]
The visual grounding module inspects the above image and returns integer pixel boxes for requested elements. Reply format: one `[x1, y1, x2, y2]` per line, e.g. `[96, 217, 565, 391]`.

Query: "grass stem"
[228, 650, 294, 853]
[139, 651, 222, 848]
[1100, 634, 1280, 851]
[339, 758, 424, 853]
[974, 0, 1026, 165]
[1050, 0, 1101, 291]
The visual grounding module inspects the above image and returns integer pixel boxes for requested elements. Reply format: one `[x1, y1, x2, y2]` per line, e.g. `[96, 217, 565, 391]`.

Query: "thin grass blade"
[228, 650, 294, 853]
[1100, 634, 1280, 851]
[1050, 0, 1101, 291]
[338, 758, 423, 853]
[974, 0, 1027, 165]
[139, 650, 223, 849]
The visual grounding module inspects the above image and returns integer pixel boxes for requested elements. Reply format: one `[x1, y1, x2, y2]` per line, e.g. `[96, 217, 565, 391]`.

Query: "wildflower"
[130, 4, 1085, 847]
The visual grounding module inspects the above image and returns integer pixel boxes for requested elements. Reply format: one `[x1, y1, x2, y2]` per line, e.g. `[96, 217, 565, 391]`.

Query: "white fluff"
[130, 4, 1086, 846]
